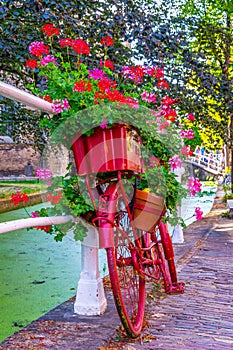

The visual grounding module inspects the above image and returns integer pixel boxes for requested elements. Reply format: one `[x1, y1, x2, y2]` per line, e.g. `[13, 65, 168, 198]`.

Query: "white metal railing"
[0, 81, 53, 113]
[0, 216, 73, 234]
[188, 151, 223, 175]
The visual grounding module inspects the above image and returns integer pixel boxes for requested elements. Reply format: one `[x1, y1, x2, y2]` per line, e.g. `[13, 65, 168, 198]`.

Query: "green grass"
[0, 179, 39, 185]
[0, 181, 45, 199]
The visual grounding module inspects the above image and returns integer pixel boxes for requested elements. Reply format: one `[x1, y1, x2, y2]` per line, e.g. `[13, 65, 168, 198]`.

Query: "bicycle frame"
[85, 170, 184, 294]
[71, 124, 184, 337]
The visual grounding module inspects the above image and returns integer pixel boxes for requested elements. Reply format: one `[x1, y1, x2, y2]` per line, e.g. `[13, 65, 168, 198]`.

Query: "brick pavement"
[1, 189, 233, 349]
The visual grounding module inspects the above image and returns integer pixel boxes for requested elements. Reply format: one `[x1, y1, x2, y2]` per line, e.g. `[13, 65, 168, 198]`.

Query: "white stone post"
[170, 166, 185, 244]
[74, 223, 107, 315]
[170, 204, 184, 243]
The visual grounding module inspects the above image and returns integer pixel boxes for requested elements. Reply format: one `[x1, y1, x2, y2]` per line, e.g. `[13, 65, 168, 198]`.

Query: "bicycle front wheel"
[100, 182, 146, 338]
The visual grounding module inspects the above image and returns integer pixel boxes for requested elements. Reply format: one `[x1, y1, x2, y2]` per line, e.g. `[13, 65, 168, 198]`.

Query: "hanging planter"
[133, 189, 165, 232]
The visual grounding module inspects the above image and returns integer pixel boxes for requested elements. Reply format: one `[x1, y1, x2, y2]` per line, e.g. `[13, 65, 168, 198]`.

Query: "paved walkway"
[1, 188, 233, 349]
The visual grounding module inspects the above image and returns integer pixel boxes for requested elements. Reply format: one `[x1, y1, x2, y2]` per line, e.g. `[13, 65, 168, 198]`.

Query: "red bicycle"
[72, 123, 184, 338]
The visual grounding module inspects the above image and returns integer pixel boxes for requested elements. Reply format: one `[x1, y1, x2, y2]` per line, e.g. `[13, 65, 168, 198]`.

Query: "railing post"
[170, 166, 185, 244]
[170, 204, 184, 243]
[74, 223, 107, 315]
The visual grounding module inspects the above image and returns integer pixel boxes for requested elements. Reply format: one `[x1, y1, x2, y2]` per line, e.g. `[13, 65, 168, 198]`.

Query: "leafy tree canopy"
[1, 0, 232, 152]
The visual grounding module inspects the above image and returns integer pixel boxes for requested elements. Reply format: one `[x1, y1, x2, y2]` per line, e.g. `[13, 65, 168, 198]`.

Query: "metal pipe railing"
[0, 81, 53, 113]
[0, 215, 73, 234]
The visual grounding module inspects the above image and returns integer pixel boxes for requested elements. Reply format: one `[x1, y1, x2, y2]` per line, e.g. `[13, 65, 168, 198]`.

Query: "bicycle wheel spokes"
[150, 223, 185, 294]
[141, 232, 169, 285]
[107, 243, 145, 338]
[103, 183, 146, 338]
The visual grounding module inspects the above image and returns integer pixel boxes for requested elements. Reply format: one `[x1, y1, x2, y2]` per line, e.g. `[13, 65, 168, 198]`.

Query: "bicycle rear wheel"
[100, 182, 146, 338]
[141, 230, 171, 290]
[149, 221, 184, 294]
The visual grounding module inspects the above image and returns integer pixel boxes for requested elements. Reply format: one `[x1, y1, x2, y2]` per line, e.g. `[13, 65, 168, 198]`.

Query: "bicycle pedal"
[166, 282, 185, 294]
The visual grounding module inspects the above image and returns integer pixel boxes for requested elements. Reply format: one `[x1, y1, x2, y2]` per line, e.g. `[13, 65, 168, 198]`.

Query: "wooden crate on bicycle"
[133, 189, 165, 232]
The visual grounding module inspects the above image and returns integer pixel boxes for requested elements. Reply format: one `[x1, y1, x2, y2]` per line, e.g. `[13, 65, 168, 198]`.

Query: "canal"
[0, 204, 107, 342]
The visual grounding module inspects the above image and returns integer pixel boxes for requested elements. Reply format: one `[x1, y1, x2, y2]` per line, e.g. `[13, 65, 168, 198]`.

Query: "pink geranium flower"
[169, 155, 182, 170]
[62, 98, 70, 110]
[100, 118, 108, 129]
[88, 68, 105, 80]
[180, 129, 195, 139]
[31, 211, 39, 218]
[36, 168, 52, 186]
[187, 177, 202, 196]
[51, 100, 63, 113]
[124, 96, 139, 108]
[51, 99, 70, 113]
[29, 41, 49, 57]
[40, 55, 58, 66]
[141, 91, 156, 103]
[195, 207, 203, 220]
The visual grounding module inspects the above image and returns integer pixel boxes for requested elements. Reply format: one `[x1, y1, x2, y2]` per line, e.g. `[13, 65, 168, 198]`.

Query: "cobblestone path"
[109, 217, 233, 349]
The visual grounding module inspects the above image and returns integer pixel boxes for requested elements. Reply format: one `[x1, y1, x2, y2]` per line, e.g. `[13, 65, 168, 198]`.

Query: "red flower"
[122, 65, 146, 83]
[162, 107, 177, 122]
[100, 59, 115, 70]
[25, 59, 38, 69]
[31, 211, 51, 232]
[157, 80, 169, 89]
[187, 113, 195, 121]
[147, 66, 164, 79]
[11, 192, 29, 206]
[94, 89, 125, 104]
[71, 39, 90, 55]
[46, 191, 62, 205]
[98, 78, 116, 92]
[162, 96, 180, 105]
[73, 80, 93, 92]
[94, 91, 106, 103]
[44, 94, 52, 103]
[42, 24, 60, 37]
[60, 38, 73, 47]
[156, 68, 165, 79]
[105, 90, 126, 103]
[34, 225, 52, 232]
[181, 145, 193, 157]
[100, 35, 114, 47]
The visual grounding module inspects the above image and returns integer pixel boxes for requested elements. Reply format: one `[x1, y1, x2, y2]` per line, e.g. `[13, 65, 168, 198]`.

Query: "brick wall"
[0, 143, 41, 176]
[0, 143, 70, 177]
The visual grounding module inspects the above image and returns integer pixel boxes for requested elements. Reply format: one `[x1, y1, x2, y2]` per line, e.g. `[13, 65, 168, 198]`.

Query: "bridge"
[186, 152, 224, 176]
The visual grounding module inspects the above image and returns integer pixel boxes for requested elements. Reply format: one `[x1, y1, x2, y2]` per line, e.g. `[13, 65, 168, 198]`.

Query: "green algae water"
[0, 205, 107, 342]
